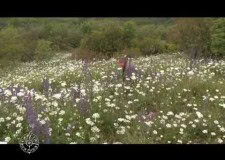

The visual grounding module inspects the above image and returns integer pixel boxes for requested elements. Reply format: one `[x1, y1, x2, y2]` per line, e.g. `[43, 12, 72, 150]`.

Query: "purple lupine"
[82, 59, 94, 98]
[4, 86, 15, 102]
[83, 59, 93, 92]
[9, 86, 17, 96]
[125, 59, 136, 79]
[66, 121, 76, 135]
[82, 59, 91, 80]
[39, 104, 45, 113]
[24, 92, 38, 128]
[137, 69, 142, 81]
[83, 59, 89, 72]
[24, 92, 50, 144]
[0, 87, 3, 97]
[138, 111, 156, 127]
[204, 95, 209, 108]
[60, 91, 66, 103]
[41, 120, 50, 144]
[71, 86, 90, 116]
[15, 86, 22, 96]
[71, 87, 81, 106]
[145, 112, 156, 121]
[42, 77, 50, 97]
[78, 94, 90, 117]
[71, 89, 76, 106]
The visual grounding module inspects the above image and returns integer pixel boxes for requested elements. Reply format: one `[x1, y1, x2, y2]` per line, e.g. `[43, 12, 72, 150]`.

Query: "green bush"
[0, 27, 26, 62]
[39, 23, 52, 40]
[171, 18, 212, 58]
[135, 24, 176, 55]
[114, 48, 142, 58]
[136, 37, 166, 56]
[81, 22, 137, 58]
[164, 43, 178, 53]
[79, 20, 98, 35]
[136, 24, 162, 41]
[39, 23, 84, 51]
[71, 48, 108, 61]
[122, 21, 137, 48]
[211, 18, 225, 57]
[8, 18, 39, 29]
[71, 48, 95, 61]
[48, 23, 70, 51]
[65, 27, 83, 49]
[34, 40, 54, 61]
[20, 27, 42, 62]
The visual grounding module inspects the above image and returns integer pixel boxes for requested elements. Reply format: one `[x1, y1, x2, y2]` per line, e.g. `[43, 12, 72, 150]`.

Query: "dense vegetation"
[1, 18, 225, 144]
[0, 18, 225, 69]
[1, 53, 225, 144]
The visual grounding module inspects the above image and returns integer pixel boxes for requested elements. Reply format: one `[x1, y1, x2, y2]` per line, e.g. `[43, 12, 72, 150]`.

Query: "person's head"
[116, 57, 127, 68]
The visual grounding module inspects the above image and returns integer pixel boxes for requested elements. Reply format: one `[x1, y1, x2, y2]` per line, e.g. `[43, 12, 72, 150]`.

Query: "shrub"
[170, 18, 212, 58]
[79, 20, 98, 35]
[39, 23, 72, 51]
[81, 23, 132, 58]
[8, 18, 39, 29]
[39, 23, 52, 40]
[71, 48, 108, 61]
[164, 43, 178, 53]
[34, 40, 54, 61]
[48, 23, 70, 51]
[20, 27, 42, 62]
[210, 18, 225, 57]
[20, 40, 37, 62]
[136, 24, 162, 41]
[114, 48, 142, 58]
[122, 21, 137, 48]
[71, 48, 94, 61]
[39, 23, 84, 51]
[65, 27, 83, 49]
[0, 26, 26, 63]
[136, 37, 166, 56]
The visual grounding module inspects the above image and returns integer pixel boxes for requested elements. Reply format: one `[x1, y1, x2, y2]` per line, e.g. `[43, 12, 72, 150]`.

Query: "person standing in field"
[117, 56, 135, 82]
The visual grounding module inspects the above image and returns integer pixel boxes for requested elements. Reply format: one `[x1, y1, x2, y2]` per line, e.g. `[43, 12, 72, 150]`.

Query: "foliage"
[71, 48, 98, 61]
[122, 21, 137, 48]
[79, 20, 97, 35]
[39, 23, 83, 51]
[81, 23, 125, 57]
[48, 23, 70, 51]
[136, 37, 166, 55]
[169, 18, 212, 58]
[1, 18, 225, 68]
[20, 27, 42, 62]
[1, 54, 225, 144]
[66, 27, 83, 49]
[0, 27, 26, 63]
[210, 18, 225, 57]
[34, 40, 54, 61]
[114, 48, 142, 58]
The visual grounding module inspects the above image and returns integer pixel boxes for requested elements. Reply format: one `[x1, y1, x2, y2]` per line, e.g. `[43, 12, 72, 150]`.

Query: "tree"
[81, 23, 125, 58]
[210, 18, 225, 57]
[34, 40, 54, 61]
[169, 18, 212, 59]
[0, 26, 25, 62]
[122, 21, 137, 48]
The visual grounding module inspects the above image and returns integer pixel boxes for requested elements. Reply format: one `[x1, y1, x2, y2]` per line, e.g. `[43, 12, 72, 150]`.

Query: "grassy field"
[1, 52, 225, 144]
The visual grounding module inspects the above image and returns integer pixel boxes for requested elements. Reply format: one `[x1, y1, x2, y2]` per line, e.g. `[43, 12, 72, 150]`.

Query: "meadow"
[1, 52, 225, 144]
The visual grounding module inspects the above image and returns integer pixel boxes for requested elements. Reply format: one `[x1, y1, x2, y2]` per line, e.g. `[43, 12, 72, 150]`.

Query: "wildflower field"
[1, 52, 225, 144]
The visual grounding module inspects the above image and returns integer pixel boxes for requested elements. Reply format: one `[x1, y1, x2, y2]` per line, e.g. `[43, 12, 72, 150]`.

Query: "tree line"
[0, 18, 225, 68]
